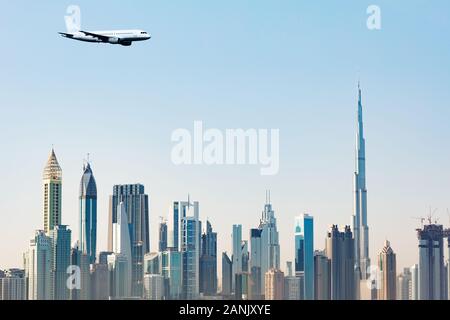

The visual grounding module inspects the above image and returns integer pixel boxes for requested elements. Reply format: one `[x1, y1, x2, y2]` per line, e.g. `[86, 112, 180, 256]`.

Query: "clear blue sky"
[1, 1, 450, 276]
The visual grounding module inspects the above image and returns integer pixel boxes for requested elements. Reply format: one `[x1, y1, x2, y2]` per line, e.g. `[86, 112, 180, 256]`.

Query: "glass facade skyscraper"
[417, 224, 449, 300]
[221, 252, 232, 296]
[200, 220, 217, 296]
[231, 224, 242, 291]
[249, 228, 262, 300]
[180, 200, 200, 300]
[26, 231, 52, 300]
[49, 225, 71, 300]
[294, 214, 314, 300]
[161, 250, 182, 300]
[108, 184, 149, 297]
[325, 225, 356, 300]
[79, 162, 97, 265]
[259, 195, 280, 292]
[159, 220, 168, 252]
[352, 84, 370, 281]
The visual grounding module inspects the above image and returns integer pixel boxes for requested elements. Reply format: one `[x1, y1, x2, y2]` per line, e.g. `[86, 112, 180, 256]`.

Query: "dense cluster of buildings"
[1, 86, 450, 300]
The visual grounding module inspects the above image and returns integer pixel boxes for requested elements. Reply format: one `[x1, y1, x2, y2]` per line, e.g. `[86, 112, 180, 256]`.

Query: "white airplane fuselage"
[60, 29, 151, 46]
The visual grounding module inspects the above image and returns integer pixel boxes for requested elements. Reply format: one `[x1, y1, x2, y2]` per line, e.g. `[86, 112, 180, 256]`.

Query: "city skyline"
[2, 85, 450, 299]
[1, 0, 450, 286]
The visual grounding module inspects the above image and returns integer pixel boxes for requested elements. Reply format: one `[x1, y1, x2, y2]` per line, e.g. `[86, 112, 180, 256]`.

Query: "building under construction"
[416, 223, 450, 300]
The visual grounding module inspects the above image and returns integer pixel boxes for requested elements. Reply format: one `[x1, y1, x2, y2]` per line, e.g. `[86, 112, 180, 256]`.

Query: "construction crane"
[411, 216, 425, 228]
[427, 207, 438, 225]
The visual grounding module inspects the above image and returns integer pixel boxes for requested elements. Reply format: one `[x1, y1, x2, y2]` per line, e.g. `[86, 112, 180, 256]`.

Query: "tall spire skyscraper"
[352, 83, 370, 280]
[43, 149, 62, 234]
[259, 192, 280, 293]
[79, 161, 97, 264]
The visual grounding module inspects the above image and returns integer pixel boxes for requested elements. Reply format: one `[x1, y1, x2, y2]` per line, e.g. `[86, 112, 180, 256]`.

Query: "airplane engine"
[120, 41, 132, 46]
[108, 37, 120, 44]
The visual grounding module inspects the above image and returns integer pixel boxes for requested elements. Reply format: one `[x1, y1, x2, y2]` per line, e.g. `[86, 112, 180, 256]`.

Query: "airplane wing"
[80, 30, 110, 42]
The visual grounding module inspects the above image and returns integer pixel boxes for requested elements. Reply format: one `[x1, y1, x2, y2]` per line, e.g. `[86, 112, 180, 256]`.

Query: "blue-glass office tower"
[108, 184, 150, 297]
[49, 225, 71, 300]
[161, 250, 182, 300]
[200, 220, 217, 295]
[294, 214, 314, 300]
[249, 228, 263, 299]
[79, 162, 97, 265]
[169, 200, 193, 251]
[221, 252, 232, 296]
[180, 199, 200, 299]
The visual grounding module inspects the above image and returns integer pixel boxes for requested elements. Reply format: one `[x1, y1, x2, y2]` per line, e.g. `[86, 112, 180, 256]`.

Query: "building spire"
[265, 190, 271, 204]
[353, 82, 370, 280]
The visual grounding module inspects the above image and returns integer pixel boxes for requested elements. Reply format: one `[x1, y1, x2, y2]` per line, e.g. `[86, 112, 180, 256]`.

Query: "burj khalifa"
[352, 83, 370, 280]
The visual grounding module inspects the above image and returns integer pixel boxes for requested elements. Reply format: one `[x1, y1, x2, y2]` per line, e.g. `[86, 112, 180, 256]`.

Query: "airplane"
[59, 29, 151, 46]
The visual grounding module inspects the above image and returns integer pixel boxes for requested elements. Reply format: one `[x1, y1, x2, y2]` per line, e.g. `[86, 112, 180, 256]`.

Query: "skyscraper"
[169, 200, 192, 251]
[249, 228, 262, 300]
[180, 198, 200, 299]
[235, 272, 249, 300]
[294, 214, 314, 300]
[109, 201, 132, 298]
[241, 240, 249, 273]
[265, 269, 284, 300]
[325, 225, 356, 300]
[143, 274, 164, 300]
[43, 149, 62, 234]
[0, 269, 26, 301]
[352, 84, 370, 281]
[91, 262, 110, 300]
[26, 230, 52, 300]
[397, 268, 411, 300]
[410, 264, 419, 300]
[161, 250, 182, 300]
[79, 161, 97, 265]
[378, 240, 396, 300]
[49, 225, 71, 300]
[70, 242, 90, 300]
[159, 219, 168, 252]
[108, 184, 150, 297]
[417, 223, 449, 300]
[259, 193, 280, 291]
[314, 250, 330, 300]
[200, 220, 217, 296]
[221, 252, 232, 296]
[232, 224, 242, 291]
[284, 262, 302, 300]
[107, 253, 130, 299]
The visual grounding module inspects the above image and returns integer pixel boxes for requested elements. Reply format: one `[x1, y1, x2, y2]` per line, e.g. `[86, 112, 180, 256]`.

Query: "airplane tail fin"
[59, 32, 74, 38]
